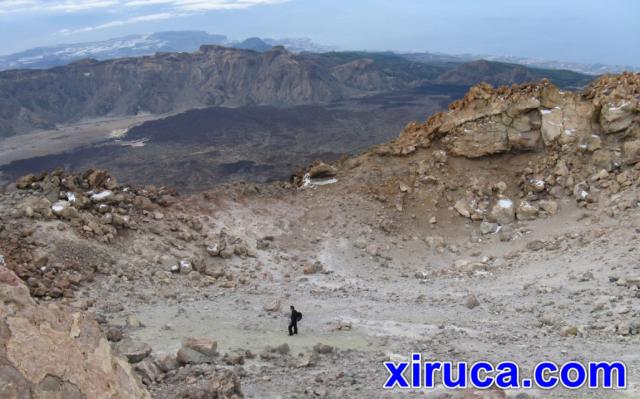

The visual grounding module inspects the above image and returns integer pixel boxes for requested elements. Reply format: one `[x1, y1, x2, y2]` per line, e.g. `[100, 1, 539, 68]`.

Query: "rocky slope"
[0, 265, 149, 398]
[0, 73, 638, 398]
[311, 72, 640, 233]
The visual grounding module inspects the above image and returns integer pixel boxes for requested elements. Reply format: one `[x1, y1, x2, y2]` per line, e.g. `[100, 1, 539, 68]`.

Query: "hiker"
[288, 305, 302, 336]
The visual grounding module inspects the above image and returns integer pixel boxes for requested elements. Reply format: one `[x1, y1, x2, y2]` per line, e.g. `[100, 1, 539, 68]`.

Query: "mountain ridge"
[0, 46, 593, 138]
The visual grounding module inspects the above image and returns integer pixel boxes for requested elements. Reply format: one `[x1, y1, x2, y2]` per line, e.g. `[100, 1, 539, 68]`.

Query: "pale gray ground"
[76, 185, 640, 398]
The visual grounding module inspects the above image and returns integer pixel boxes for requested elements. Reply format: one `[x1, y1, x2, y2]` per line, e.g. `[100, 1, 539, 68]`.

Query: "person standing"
[288, 305, 301, 336]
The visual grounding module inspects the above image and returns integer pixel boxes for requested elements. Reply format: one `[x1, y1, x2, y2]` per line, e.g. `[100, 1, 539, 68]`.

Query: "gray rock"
[134, 358, 163, 384]
[177, 337, 218, 365]
[464, 294, 480, 309]
[489, 198, 515, 224]
[154, 353, 179, 372]
[516, 201, 539, 221]
[115, 339, 152, 363]
[479, 222, 499, 235]
[313, 343, 334, 354]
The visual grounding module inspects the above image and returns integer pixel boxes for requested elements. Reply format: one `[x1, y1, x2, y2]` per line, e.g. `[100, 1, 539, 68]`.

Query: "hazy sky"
[0, 0, 638, 66]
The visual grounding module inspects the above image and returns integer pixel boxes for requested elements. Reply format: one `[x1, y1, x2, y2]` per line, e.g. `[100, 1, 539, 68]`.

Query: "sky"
[0, 0, 638, 66]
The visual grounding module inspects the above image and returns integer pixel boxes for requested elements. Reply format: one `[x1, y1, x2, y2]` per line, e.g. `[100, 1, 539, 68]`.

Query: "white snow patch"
[541, 109, 554, 115]
[579, 190, 589, 200]
[498, 199, 513, 208]
[51, 202, 66, 213]
[608, 101, 629, 112]
[532, 179, 545, 190]
[66, 192, 76, 203]
[302, 173, 337, 188]
[91, 190, 113, 201]
[116, 138, 148, 147]
[109, 128, 129, 138]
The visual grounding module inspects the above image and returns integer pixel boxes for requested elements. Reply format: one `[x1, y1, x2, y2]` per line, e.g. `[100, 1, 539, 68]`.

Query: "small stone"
[126, 315, 143, 328]
[560, 325, 578, 337]
[526, 240, 546, 251]
[454, 200, 471, 218]
[179, 260, 192, 275]
[539, 200, 559, 215]
[313, 343, 334, 354]
[479, 222, 499, 235]
[106, 327, 124, 342]
[617, 321, 631, 336]
[303, 262, 323, 275]
[464, 294, 480, 309]
[573, 181, 591, 202]
[263, 299, 281, 312]
[207, 243, 222, 257]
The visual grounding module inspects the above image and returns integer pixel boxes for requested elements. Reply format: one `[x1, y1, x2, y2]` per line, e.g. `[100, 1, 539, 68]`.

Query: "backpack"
[296, 311, 303, 322]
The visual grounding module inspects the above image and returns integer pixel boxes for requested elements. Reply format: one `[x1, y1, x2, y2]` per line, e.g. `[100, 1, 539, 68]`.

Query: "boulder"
[16, 174, 36, 189]
[540, 107, 563, 144]
[154, 353, 179, 372]
[479, 221, 499, 235]
[538, 200, 559, 215]
[90, 190, 114, 203]
[600, 101, 636, 133]
[623, 140, 640, 165]
[447, 117, 509, 158]
[51, 200, 80, 219]
[313, 343, 334, 354]
[454, 199, 471, 218]
[177, 337, 217, 365]
[464, 294, 480, 309]
[308, 162, 337, 179]
[573, 182, 591, 202]
[489, 198, 516, 224]
[592, 149, 617, 172]
[579, 134, 602, 152]
[263, 299, 281, 312]
[22, 196, 53, 218]
[516, 201, 539, 221]
[115, 339, 153, 364]
[0, 266, 149, 398]
[134, 358, 163, 384]
[206, 242, 222, 257]
[179, 259, 192, 275]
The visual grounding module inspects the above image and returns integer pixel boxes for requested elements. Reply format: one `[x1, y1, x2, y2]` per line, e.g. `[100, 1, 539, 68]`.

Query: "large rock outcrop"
[389, 72, 639, 157]
[0, 265, 150, 398]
